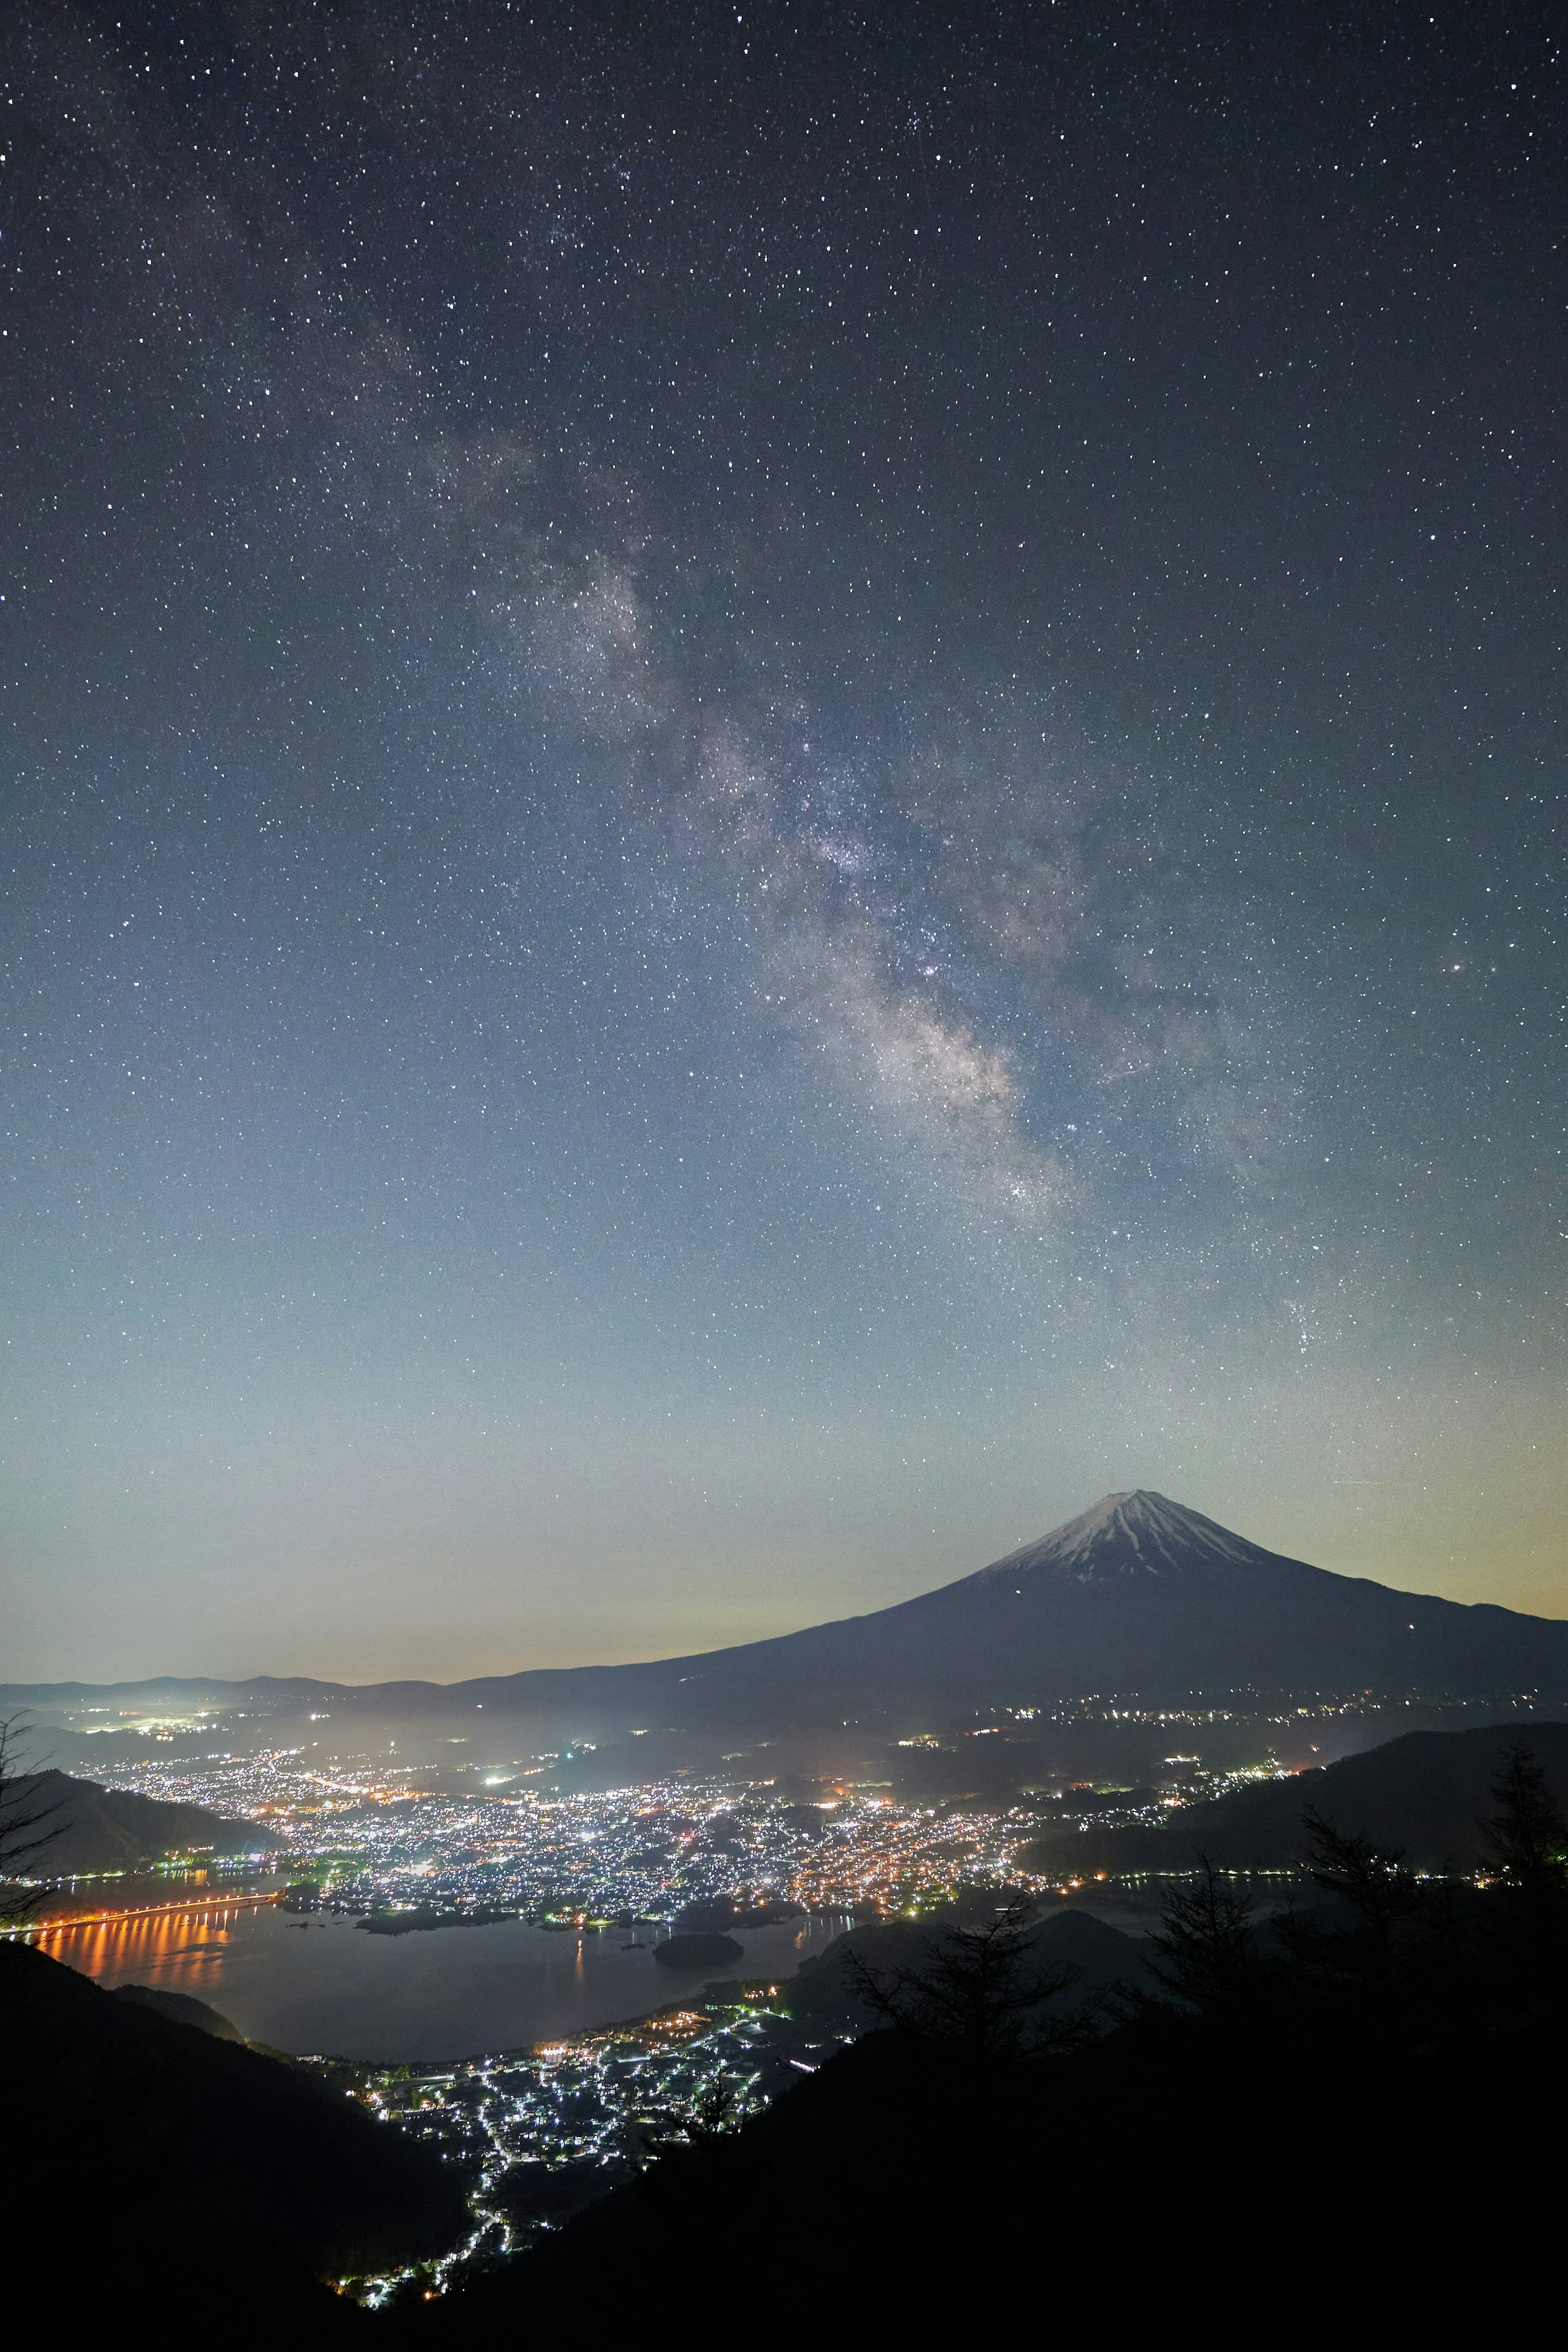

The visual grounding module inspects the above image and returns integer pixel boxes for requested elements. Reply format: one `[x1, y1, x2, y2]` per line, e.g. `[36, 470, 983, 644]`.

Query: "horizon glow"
[2, 6, 1562, 1682]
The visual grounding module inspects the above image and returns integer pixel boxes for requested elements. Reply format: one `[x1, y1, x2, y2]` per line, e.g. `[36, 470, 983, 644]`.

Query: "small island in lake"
[653, 1931, 744, 1969]
[356, 1906, 517, 1935]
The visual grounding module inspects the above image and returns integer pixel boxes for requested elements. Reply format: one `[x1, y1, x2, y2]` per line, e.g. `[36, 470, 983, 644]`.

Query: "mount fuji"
[447, 1487, 1567, 1732]
[11, 1492, 1568, 1739]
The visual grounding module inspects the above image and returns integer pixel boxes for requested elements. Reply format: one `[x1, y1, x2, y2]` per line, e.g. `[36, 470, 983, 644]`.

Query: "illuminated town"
[87, 1748, 1064, 1918]
[38, 1730, 1308, 1928]
[321, 1997, 845, 2305]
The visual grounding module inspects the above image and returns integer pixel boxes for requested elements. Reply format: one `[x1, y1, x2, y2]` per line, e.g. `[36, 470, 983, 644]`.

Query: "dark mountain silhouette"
[486, 1487, 1568, 1728]
[7, 1941, 465, 2323]
[114, 1981, 245, 2038]
[1024, 1718, 1568, 1876]
[782, 1903, 1154, 2033]
[406, 1963, 1559, 2340]
[11, 1492, 1568, 1736]
[7, 1768, 280, 1875]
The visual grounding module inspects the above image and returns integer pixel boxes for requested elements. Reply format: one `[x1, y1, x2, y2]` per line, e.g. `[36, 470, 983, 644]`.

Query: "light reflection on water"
[26, 1902, 855, 2063]
[29, 1902, 254, 1977]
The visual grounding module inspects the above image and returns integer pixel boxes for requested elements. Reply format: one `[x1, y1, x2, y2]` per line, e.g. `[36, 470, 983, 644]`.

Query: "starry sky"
[2, 1, 1564, 1683]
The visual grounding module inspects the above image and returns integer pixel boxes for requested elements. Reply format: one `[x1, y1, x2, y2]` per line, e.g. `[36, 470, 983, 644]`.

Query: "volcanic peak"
[980, 1489, 1267, 1587]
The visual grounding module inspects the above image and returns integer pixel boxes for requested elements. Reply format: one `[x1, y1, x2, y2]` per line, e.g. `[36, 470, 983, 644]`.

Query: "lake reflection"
[29, 1902, 855, 2062]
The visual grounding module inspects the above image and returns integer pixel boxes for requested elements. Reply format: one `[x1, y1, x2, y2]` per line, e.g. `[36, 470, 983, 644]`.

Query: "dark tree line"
[0, 1717, 65, 1923]
[842, 1895, 1091, 2060]
[1124, 1738, 1568, 2044]
[843, 1741, 1568, 2061]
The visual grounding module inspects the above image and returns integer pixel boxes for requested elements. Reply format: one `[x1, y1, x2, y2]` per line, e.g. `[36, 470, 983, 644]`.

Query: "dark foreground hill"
[5, 1942, 466, 2326]
[11, 1768, 281, 1876]
[13, 1491, 1568, 1742]
[780, 1902, 1154, 2032]
[404, 1976, 1563, 2338]
[113, 1980, 246, 2038]
[1022, 1719, 1568, 1876]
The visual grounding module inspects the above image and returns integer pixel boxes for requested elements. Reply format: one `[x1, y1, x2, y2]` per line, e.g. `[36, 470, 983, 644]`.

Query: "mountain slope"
[1022, 1718, 1568, 1875]
[442, 1489, 1568, 1727]
[114, 1981, 247, 2038]
[4, 1941, 467, 2290]
[782, 1903, 1155, 2032]
[9, 1493, 1568, 1735]
[415, 1975, 1559, 2339]
[9, 1769, 281, 1875]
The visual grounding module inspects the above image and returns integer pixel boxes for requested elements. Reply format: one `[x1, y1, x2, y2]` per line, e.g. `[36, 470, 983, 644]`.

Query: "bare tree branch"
[0, 1717, 69, 1920]
[1145, 1857, 1261, 2017]
[842, 1898, 1088, 2061]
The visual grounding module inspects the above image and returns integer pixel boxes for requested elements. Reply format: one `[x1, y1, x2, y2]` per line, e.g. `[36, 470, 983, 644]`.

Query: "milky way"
[2, 3, 1562, 1677]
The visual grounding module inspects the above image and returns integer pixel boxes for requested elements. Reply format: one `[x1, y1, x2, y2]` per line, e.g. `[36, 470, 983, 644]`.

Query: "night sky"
[3, 2, 1563, 1683]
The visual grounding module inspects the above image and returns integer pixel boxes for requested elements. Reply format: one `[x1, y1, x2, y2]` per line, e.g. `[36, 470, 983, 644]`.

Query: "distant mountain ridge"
[6, 1941, 466, 2318]
[8, 1492, 1568, 1736]
[1024, 1719, 1568, 1876]
[7, 1770, 281, 1876]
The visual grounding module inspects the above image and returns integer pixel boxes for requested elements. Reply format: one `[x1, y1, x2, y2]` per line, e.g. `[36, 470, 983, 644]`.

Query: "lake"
[27, 1901, 857, 2062]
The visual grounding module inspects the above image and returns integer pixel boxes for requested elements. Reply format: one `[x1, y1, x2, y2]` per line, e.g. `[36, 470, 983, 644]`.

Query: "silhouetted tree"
[0, 1717, 65, 1921]
[1296, 1810, 1428, 1981]
[1480, 1743, 1568, 2011]
[842, 1898, 1081, 2061]
[680, 2073, 744, 2142]
[1303, 1809, 1421, 1923]
[1482, 1744, 1568, 1909]
[633, 2071, 746, 2164]
[1265, 1808, 1463, 2040]
[1146, 1858, 1261, 2018]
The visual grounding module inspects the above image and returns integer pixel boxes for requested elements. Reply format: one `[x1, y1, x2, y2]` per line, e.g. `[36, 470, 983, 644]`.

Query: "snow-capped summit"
[979, 1489, 1268, 1584]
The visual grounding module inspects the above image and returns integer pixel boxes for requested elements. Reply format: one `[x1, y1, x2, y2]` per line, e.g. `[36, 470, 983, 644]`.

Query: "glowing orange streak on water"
[9, 1891, 280, 1948]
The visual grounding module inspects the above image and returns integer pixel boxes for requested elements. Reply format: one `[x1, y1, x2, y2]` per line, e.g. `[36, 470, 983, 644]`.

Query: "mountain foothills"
[1022, 1719, 1568, 1877]
[12, 1494, 1568, 1741]
[6, 1939, 465, 2331]
[7, 1769, 279, 1875]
